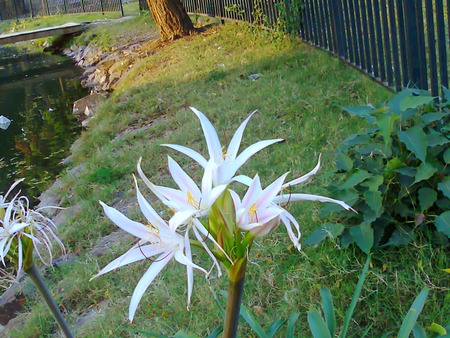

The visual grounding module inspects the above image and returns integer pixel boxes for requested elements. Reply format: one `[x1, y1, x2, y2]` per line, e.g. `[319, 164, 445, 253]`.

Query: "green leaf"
[336, 152, 354, 171]
[376, 113, 399, 153]
[412, 324, 427, 338]
[239, 304, 268, 338]
[418, 187, 437, 212]
[341, 254, 372, 338]
[386, 157, 405, 171]
[397, 288, 429, 338]
[427, 131, 450, 147]
[174, 331, 200, 338]
[286, 312, 300, 338]
[399, 95, 434, 111]
[397, 126, 428, 162]
[307, 308, 332, 338]
[304, 223, 345, 246]
[385, 226, 415, 246]
[207, 327, 223, 338]
[349, 223, 374, 254]
[438, 177, 450, 198]
[341, 170, 372, 189]
[320, 288, 336, 337]
[420, 112, 449, 124]
[444, 148, 450, 164]
[342, 105, 376, 123]
[413, 162, 438, 185]
[427, 322, 447, 335]
[266, 319, 286, 338]
[436, 211, 450, 238]
[360, 175, 384, 192]
[364, 190, 383, 216]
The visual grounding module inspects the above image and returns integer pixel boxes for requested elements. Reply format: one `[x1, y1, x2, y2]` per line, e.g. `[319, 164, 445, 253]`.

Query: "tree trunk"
[146, 0, 196, 40]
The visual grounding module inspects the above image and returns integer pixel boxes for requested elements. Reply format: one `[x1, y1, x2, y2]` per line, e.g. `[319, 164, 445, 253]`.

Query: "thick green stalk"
[223, 257, 247, 338]
[25, 265, 74, 338]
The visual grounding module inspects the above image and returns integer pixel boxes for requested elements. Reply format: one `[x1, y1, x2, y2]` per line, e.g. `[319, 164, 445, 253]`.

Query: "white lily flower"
[137, 157, 227, 230]
[93, 177, 207, 322]
[0, 180, 65, 277]
[162, 107, 284, 186]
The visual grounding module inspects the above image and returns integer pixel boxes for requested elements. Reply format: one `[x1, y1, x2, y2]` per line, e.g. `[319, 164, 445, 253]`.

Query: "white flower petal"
[282, 154, 321, 188]
[227, 110, 257, 161]
[190, 107, 222, 162]
[274, 193, 355, 212]
[128, 252, 174, 322]
[161, 144, 208, 168]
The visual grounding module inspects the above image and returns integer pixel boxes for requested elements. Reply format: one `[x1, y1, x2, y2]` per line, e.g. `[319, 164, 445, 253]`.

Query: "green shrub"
[307, 88, 450, 253]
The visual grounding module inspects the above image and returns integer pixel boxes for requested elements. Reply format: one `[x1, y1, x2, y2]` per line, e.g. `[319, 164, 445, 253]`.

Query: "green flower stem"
[25, 265, 74, 338]
[223, 257, 247, 338]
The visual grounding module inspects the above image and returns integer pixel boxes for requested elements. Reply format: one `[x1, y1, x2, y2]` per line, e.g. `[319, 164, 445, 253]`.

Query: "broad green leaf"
[438, 177, 450, 198]
[336, 152, 354, 171]
[418, 187, 437, 212]
[397, 126, 428, 162]
[413, 162, 438, 185]
[420, 112, 449, 124]
[442, 268, 450, 273]
[286, 312, 300, 338]
[342, 105, 376, 123]
[349, 223, 374, 254]
[376, 113, 399, 153]
[341, 170, 372, 189]
[388, 88, 422, 114]
[320, 288, 336, 337]
[399, 95, 434, 111]
[364, 190, 383, 216]
[436, 211, 450, 238]
[304, 223, 345, 246]
[444, 148, 450, 164]
[397, 288, 429, 338]
[386, 226, 415, 246]
[412, 324, 427, 338]
[386, 157, 405, 171]
[360, 175, 384, 192]
[427, 322, 447, 335]
[307, 308, 332, 338]
[427, 131, 450, 147]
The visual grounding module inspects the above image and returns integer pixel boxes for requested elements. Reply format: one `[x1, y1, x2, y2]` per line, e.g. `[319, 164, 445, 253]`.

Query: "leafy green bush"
[307, 88, 450, 252]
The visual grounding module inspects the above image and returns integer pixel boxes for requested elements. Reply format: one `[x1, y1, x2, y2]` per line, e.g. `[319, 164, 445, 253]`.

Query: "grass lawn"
[2, 4, 449, 337]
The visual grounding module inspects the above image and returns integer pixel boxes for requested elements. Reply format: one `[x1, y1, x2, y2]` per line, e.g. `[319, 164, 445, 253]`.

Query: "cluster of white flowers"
[0, 179, 65, 278]
[94, 108, 354, 321]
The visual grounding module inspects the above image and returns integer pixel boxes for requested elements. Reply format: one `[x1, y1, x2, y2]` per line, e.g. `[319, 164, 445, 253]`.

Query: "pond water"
[0, 46, 88, 204]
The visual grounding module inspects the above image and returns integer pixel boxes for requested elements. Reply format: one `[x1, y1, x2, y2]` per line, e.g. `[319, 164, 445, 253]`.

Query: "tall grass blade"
[266, 318, 286, 337]
[308, 307, 332, 338]
[207, 327, 223, 338]
[397, 288, 429, 338]
[286, 312, 300, 338]
[340, 254, 372, 338]
[239, 304, 269, 338]
[320, 287, 336, 336]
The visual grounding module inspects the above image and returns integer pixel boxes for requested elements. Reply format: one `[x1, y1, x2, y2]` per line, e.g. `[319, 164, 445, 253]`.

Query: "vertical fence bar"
[354, 0, 366, 69]
[366, 0, 379, 77]
[415, 0, 427, 90]
[360, 0, 371, 73]
[336, 0, 346, 58]
[318, 0, 333, 50]
[424, 0, 438, 96]
[396, 0, 408, 87]
[342, 0, 353, 61]
[323, 0, 332, 50]
[348, 0, 359, 65]
[373, 0, 386, 82]
[403, 0, 427, 89]
[435, 0, 448, 90]
[380, 0, 393, 86]
[304, 0, 314, 42]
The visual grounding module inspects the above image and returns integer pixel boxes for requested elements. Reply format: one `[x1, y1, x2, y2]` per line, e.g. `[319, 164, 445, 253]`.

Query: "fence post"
[100, 0, 104, 15]
[120, 0, 124, 16]
[29, 0, 34, 17]
[81, 0, 85, 12]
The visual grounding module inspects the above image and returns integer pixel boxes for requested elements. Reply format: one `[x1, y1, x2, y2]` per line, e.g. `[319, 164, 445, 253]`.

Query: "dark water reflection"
[0, 46, 88, 204]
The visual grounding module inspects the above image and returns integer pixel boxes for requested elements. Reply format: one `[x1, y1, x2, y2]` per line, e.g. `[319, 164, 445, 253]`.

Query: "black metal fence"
[142, 0, 450, 95]
[0, 0, 123, 21]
